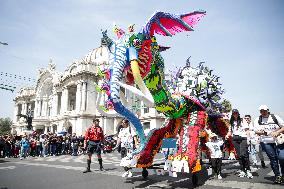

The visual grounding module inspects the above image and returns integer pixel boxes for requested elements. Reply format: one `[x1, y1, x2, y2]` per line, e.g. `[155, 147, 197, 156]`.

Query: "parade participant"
[244, 115, 265, 168]
[205, 133, 224, 179]
[226, 109, 253, 178]
[116, 119, 138, 177]
[20, 135, 29, 160]
[83, 118, 105, 173]
[254, 105, 284, 184]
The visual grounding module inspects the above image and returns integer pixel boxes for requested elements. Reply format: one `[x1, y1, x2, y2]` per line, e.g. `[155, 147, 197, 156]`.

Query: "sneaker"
[235, 169, 242, 175]
[127, 171, 133, 177]
[238, 171, 246, 177]
[274, 176, 282, 184]
[122, 171, 129, 177]
[217, 174, 222, 180]
[83, 168, 91, 173]
[246, 170, 253, 179]
[20, 157, 23, 160]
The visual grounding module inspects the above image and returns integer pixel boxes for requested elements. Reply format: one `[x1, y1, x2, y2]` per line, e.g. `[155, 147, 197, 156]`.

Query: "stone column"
[81, 82, 87, 111]
[34, 100, 38, 118]
[39, 100, 43, 117]
[52, 93, 58, 116]
[13, 104, 18, 122]
[41, 97, 47, 117]
[44, 126, 47, 134]
[21, 103, 26, 115]
[61, 87, 69, 114]
[60, 90, 64, 115]
[65, 88, 69, 112]
[76, 82, 82, 113]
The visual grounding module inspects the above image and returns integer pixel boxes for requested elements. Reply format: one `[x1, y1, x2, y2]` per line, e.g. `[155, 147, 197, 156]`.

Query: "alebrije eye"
[133, 38, 142, 48]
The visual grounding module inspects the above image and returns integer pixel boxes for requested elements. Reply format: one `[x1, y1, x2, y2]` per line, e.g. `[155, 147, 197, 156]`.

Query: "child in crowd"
[206, 133, 224, 179]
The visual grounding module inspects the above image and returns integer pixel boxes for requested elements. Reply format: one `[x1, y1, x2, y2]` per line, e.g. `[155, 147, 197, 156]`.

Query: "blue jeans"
[249, 142, 264, 164]
[260, 142, 284, 176]
[277, 143, 284, 175]
[50, 144, 56, 155]
[20, 147, 29, 158]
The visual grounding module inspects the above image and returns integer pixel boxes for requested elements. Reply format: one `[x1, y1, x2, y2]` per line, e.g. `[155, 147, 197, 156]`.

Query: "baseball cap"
[259, 105, 269, 111]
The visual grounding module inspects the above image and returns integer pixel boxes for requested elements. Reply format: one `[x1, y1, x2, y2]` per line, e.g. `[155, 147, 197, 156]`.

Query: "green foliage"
[0, 117, 12, 135]
[221, 99, 232, 113]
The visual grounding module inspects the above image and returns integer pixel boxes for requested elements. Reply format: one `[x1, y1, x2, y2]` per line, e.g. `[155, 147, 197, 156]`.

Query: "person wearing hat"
[83, 118, 105, 173]
[253, 105, 284, 184]
[226, 109, 253, 178]
[205, 132, 224, 179]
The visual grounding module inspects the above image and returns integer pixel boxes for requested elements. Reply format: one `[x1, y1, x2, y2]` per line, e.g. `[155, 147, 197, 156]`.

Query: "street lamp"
[0, 41, 8, 45]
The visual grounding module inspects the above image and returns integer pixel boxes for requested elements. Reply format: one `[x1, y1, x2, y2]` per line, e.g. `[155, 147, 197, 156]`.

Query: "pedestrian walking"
[254, 105, 284, 184]
[20, 135, 30, 160]
[244, 115, 266, 168]
[205, 133, 224, 179]
[115, 119, 138, 177]
[83, 118, 105, 173]
[226, 109, 253, 178]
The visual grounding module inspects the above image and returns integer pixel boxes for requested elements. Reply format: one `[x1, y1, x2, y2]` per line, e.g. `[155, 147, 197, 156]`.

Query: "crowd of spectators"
[0, 132, 85, 159]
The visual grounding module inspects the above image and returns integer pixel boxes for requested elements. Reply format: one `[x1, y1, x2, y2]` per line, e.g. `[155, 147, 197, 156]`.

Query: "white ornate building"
[12, 42, 165, 136]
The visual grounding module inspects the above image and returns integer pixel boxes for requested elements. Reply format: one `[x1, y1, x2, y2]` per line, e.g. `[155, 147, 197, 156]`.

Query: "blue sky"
[1, 0, 284, 120]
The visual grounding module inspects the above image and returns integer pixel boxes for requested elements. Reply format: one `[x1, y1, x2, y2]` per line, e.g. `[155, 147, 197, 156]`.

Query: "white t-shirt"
[253, 114, 284, 143]
[247, 122, 260, 145]
[232, 120, 249, 138]
[118, 126, 136, 149]
[205, 140, 224, 158]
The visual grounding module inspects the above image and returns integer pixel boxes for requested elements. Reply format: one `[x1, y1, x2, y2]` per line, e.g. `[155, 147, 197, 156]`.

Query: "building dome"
[83, 45, 109, 65]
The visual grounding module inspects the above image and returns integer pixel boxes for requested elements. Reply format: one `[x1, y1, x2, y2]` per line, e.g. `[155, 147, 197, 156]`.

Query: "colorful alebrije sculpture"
[95, 10, 232, 175]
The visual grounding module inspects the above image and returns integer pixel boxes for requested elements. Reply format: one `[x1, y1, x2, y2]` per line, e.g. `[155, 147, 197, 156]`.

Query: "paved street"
[0, 152, 283, 189]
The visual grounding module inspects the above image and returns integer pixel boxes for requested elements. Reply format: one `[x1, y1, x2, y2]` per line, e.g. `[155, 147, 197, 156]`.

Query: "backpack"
[258, 114, 278, 125]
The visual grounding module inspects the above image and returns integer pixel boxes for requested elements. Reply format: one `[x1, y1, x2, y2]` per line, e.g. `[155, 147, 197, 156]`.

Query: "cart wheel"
[142, 168, 148, 179]
[192, 173, 198, 185]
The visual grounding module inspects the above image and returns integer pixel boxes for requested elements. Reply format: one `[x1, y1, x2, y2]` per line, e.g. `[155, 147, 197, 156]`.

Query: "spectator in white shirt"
[206, 133, 224, 180]
[253, 105, 284, 184]
[244, 115, 265, 168]
[116, 119, 138, 178]
[226, 109, 253, 178]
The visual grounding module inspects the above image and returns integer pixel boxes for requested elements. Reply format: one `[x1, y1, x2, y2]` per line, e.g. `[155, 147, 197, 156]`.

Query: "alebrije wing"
[141, 11, 206, 37]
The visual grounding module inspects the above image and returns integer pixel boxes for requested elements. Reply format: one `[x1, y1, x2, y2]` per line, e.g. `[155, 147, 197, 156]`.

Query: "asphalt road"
[0, 152, 283, 189]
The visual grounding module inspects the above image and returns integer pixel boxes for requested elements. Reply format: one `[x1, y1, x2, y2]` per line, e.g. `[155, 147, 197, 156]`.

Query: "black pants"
[233, 136, 250, 171]
[120, 147, 127, 159]
[211, 158, 222, 175]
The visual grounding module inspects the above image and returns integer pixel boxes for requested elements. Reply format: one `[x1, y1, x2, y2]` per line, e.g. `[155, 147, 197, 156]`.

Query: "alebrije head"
[113, 24, 125, 39]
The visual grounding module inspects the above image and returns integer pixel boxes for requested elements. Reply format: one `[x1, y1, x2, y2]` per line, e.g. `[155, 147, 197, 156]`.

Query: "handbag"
[275, 133, 284, 145]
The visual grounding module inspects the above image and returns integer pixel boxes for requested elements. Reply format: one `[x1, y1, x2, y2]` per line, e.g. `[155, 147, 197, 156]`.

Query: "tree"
[0, 117, 12, 135]
[221, 99, 232, 113]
